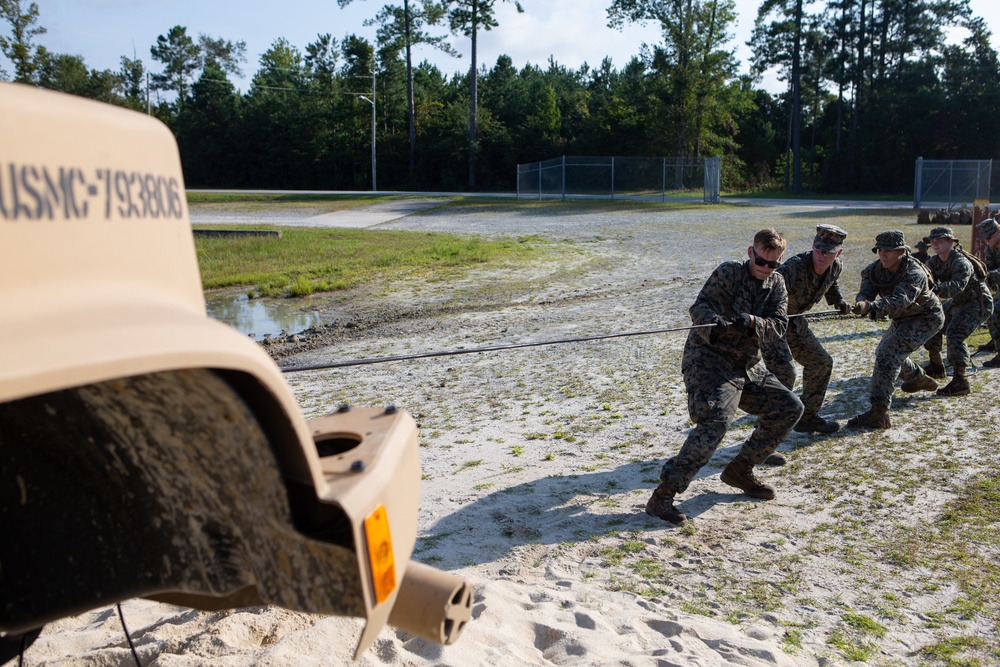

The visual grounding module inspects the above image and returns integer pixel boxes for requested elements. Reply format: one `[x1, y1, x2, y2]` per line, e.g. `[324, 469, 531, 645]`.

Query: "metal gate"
[913, 158, 992, 210]
[517, 156, 722, 203]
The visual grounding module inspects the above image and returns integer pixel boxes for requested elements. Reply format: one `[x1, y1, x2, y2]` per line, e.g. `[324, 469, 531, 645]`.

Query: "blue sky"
[9, 0, 1000, 96]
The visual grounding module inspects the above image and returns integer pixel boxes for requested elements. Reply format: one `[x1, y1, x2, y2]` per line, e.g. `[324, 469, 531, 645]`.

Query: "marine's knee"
[787, 393, 805, 419]
[692, 420, 729, 443]
[775, 389, 804, 418]
[804, 353, 833, 379]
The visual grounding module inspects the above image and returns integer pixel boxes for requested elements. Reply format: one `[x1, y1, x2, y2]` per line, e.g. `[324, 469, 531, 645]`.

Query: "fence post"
[913, 157, 922, 209]
[562, 155, 566, 201]
[662, 157, 666, 202]
[988, 160, 994, 202]
[948, 160, 954, 210]
[611, 157, 615, 200]
[538, 162, 542, 201]
[516, 164, 520, 201]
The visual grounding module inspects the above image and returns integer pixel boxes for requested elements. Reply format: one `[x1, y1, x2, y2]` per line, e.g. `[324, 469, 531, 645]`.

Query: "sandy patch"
[16, 203, 999, 666]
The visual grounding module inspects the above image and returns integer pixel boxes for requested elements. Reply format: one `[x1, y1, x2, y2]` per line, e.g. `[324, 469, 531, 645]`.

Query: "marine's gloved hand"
[732, 313, 754, 331]
[709, 316, 733, 343]
[835, 301, 851, 315]
[851, 301, 871, 316]
[868, 306, 882, 320]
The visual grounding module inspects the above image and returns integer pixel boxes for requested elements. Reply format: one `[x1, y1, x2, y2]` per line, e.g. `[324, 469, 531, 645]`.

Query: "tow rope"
[280, 310, 844, 373]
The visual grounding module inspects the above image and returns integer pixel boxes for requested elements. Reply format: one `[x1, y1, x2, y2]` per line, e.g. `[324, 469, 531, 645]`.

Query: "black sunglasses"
[813, 244, 839, 256]
[751, 247, 780, 269]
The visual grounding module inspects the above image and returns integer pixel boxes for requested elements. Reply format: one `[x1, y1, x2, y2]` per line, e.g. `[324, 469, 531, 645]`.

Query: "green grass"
[842, 613, 887, 637]
[920, 636, 993, 666]
[194, 225, 545, 296]
[726, 190, 911, 201]
[455, 459, 484, 474]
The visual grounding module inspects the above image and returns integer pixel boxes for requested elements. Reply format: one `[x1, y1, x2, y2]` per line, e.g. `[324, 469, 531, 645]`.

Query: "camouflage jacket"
[984, 244, 1000, 293]
[927, 249, 988, 306]
[682, 260, 789, 385]
[857, 254, 942, 321]
[776, 250, 845, 315]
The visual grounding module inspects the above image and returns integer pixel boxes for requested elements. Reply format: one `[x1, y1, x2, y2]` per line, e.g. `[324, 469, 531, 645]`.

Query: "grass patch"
[829, 630, 877, 662]
[726, 190, 910, 201]
[194, 225, 546, 296]
[919, 635, 993, 666]
[455, 459, 483, 473]
[842, 613, 887, 637]
[599, 539, 645, 566]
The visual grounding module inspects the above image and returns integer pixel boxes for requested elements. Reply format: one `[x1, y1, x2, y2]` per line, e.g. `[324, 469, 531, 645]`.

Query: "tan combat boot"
[645, 485, 686, 525]
[720, 457, 775, 500]
[900, 372, 938, 393]
[937, 366, 970, 396]
[846, 404, 891, 429]
[924, 350, 946, 379]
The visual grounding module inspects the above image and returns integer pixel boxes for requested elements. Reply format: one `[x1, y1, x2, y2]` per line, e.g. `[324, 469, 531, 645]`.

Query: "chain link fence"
[913, 158, 992, 210]
[516, 156, 721, 203]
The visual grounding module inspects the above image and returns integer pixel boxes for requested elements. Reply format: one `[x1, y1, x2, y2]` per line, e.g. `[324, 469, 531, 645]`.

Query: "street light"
[350, 67, 377, 192]
[357, 95, 376, 192]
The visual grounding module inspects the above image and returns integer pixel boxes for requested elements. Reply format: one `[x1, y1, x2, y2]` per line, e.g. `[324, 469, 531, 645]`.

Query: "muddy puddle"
[205, 292, 325, 339]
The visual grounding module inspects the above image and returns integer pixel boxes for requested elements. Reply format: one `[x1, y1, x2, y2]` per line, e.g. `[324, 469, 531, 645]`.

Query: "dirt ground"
[21, 201, 999, 667]
[268, 201, 999, 665]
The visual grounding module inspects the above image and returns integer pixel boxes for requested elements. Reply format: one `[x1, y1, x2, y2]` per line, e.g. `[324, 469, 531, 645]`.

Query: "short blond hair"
[754, 228, 787, 253]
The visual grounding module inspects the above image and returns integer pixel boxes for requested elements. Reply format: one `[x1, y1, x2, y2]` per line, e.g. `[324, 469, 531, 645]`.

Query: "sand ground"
[15, 201, 999, 667]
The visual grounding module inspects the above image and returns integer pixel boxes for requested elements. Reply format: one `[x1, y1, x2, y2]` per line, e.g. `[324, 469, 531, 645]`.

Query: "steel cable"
[280, 310, 845, 373]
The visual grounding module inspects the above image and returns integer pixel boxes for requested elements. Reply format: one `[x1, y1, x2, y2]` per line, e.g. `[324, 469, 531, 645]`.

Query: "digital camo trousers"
[658, 372, 803, 495]
[871, 311, 945, 407]
[763, 321, 833, 417]
[924, 296, 993, 369]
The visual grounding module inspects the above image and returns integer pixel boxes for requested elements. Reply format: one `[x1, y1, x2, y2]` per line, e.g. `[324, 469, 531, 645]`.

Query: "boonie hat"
[924, 226, 957, 243]
[814, 224, 847, 252]
[914, 239, 931, 251]
[871, 229, 908, 254]
[977, 218, 999, 241]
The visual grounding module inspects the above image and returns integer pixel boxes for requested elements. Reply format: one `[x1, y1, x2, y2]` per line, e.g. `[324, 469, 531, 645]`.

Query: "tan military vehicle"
[0, 83, 471, 662]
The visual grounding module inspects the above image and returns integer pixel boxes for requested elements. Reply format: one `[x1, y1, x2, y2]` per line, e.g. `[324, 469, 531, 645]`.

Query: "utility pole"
[350, 65, 377, 192]
[370, 65, 376, 192]
[354, 67, 377, 192]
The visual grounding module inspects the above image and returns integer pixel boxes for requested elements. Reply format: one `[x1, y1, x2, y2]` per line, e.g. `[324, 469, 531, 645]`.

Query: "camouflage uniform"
[657, 260, 803, 495]
[856, 253, 944, 407]
[924, 246, 993, 371]
[763, 249, 845, 415]
[983, 242, 1000, 343]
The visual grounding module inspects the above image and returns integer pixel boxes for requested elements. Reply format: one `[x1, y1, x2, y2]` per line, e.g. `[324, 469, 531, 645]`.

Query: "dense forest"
[3, 0, 999, 194]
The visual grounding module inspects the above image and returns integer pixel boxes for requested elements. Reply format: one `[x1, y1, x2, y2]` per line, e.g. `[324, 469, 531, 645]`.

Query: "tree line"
[2, 0, 999, 194]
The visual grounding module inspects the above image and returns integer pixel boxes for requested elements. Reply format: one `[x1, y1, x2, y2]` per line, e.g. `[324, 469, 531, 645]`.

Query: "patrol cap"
[814, 224, 847, 252]
[924, 226, 957, 243]
[977, 218, 999, 240]
[871, 229, 908, 253]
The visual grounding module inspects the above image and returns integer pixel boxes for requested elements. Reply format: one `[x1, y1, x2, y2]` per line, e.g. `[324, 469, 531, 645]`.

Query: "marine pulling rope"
[280, 310, 845, 373]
